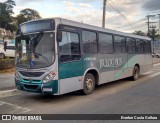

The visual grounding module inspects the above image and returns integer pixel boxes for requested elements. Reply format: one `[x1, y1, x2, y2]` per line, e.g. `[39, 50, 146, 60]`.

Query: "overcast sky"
[2, 0, 160, 33]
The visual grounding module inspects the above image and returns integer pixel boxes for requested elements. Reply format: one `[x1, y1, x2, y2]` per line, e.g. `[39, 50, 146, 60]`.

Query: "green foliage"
[4, 0, 16, 15]
[0, 0, 16, 31]
[16, 14, 27, 26]
[16, 8, 41, 25]
[20, 8, 41, 20]
[0, 58, 15, 70]
[0, 0, 42, 34]
[149, 28, 158, 40]
[133, 31, 146, 36]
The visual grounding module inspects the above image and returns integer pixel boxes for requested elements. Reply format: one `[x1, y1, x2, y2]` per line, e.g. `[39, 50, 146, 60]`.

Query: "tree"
[0, 0, 16, 30]
[16, 8, 41, 25]
[4, 0, 16, 15]
[150, 28, 158, 40]
[16, 14, 27, 26]
[133, 31, 146, 36]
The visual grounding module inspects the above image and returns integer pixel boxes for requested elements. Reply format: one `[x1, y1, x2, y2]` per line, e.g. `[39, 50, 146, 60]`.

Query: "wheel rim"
[85, 78, 93, 90]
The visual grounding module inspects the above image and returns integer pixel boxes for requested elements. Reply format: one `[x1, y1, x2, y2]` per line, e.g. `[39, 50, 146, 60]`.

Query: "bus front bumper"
[15, 79, 58, 95]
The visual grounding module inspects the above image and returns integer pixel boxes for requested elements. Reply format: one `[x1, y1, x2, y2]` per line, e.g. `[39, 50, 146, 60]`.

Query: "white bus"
[15, 18, 152, 95]
[0, 40, 15, 58]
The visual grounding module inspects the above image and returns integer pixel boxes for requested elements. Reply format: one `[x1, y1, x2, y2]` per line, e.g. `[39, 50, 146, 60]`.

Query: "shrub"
[0, 58, 15, 69]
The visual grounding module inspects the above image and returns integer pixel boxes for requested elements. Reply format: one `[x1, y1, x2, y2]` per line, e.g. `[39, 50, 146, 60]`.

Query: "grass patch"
[0, 68, 15, 73]
[0, 58, 15, 70]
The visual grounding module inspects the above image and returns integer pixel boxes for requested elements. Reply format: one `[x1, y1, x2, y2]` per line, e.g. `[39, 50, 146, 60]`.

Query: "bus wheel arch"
[82, 69, 99, 95]
[84, 69, 99, 86]
[132, 64, 140, 81]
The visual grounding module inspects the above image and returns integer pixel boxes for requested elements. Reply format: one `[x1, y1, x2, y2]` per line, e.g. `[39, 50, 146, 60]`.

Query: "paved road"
[0, 73, 14, 91]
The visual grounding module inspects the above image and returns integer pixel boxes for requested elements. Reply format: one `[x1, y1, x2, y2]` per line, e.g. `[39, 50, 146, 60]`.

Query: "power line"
[124, 23, 147, 31]
[146, 15, 156, 36]
[114, 18, 146, 29]
[109, 0, 122, 11]
[107, 1, 128, 22]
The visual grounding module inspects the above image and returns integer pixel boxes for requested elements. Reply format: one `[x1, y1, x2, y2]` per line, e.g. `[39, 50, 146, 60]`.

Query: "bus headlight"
[43, 72, 56, 83]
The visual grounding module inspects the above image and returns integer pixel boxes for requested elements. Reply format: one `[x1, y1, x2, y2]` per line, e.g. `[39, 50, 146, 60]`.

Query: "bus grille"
[23, 84, 39, 90]
[19, 71, 44, 77]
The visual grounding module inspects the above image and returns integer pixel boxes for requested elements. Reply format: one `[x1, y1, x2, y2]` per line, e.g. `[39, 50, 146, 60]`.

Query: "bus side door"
[58, 30, 83, 94]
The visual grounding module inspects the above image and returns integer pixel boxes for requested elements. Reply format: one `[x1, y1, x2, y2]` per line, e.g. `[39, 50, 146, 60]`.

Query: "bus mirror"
[57, 31, 62, 42]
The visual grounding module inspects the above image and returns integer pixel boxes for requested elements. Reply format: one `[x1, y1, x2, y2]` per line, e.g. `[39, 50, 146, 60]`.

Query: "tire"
[131, 66, 140, 81]
[82, 73, 95, 95]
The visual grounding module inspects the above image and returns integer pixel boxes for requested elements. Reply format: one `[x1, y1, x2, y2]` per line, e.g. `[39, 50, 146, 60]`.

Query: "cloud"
[78, 3, 93, 8]
[143, 0, 160, 11]
[17, 0, 44, 5]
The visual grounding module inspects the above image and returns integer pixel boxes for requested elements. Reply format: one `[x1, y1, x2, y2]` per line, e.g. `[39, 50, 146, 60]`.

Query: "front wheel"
[82, 73, 95, 95]
[132, 66, 140, 81]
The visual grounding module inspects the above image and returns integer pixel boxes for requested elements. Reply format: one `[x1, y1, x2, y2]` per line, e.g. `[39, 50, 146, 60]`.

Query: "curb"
[0, 89, 23, 98]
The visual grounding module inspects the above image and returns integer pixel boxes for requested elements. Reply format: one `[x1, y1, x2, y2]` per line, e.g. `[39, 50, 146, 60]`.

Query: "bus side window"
[136, 39, 143, 54]
[126, 38, 136, 54]
[99, 33, 113, 54]
[144, 40, 151, 54]
[59, 31, 81, 62]
[82, 30, 97, 54]
[114, 35, 126, 53]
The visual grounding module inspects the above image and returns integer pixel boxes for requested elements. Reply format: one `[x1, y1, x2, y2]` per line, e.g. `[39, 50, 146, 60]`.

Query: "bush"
[0, 58, 15, 69]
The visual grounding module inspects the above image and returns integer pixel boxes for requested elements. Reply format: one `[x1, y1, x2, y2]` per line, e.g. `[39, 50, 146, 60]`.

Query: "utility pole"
[158, 14, 160, 35]
[102, 0, 107, 28]
[146, 15, 155, 37]
[146, 15, 156, 55]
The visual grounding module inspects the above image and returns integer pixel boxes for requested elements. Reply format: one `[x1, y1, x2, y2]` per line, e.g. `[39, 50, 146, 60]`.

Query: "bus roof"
[20, 17, 151, 41]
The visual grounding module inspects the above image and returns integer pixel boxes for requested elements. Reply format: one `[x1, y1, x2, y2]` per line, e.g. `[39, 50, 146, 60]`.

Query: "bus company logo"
[99, 58, 123, 70]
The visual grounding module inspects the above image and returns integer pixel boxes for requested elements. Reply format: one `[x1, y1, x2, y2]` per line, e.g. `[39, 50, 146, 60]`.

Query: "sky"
[2, 0, 160, 33]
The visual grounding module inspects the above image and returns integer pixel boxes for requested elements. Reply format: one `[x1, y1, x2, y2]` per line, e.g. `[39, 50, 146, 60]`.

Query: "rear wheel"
[132, 66, 140, 81]
[82, 73, 95, 95]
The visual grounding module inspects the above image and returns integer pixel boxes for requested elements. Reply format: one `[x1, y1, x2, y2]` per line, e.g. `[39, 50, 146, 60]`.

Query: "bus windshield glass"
[15, 32, 55, 69]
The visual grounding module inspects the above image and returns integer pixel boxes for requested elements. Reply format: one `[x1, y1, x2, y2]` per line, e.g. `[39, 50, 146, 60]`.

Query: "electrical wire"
[115, 18, 146, 29]
[107, 1, 128, 22]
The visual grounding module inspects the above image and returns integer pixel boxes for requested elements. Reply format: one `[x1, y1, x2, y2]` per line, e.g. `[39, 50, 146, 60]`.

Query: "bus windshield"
[15, 32, 55, 69]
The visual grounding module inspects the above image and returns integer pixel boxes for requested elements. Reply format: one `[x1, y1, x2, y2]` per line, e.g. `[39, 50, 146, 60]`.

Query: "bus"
[0, 40, 15, 59]
[15, 18, 152, 95]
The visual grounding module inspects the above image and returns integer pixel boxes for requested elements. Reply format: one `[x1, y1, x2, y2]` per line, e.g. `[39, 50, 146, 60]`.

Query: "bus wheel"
[132, 66, 139, 81]
[83, 73, 95, 95]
